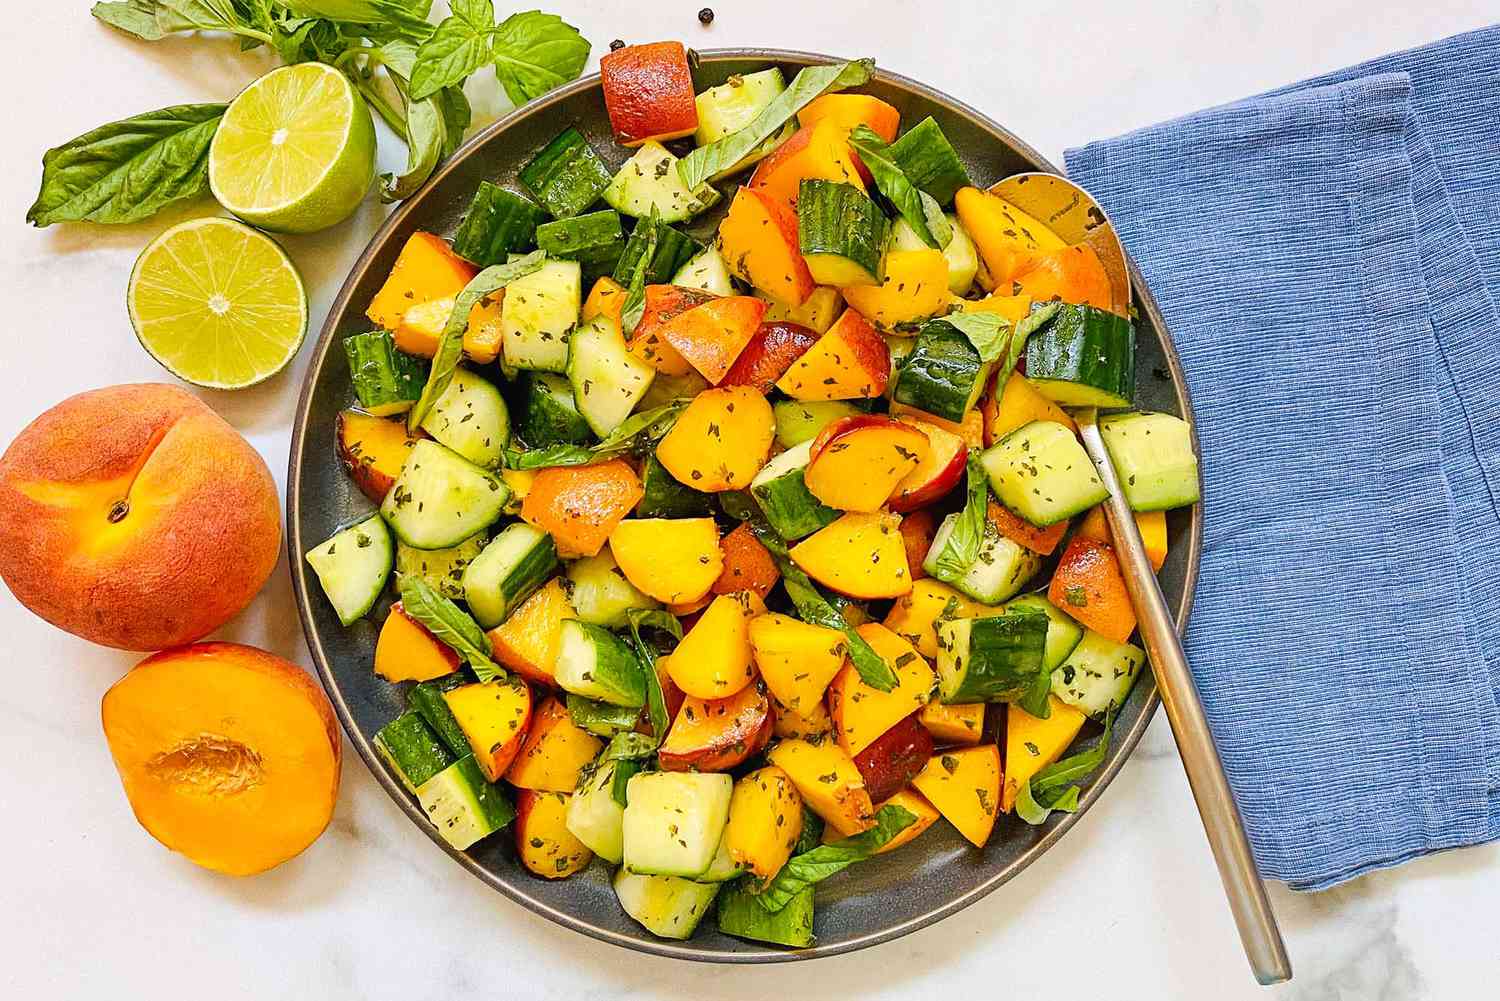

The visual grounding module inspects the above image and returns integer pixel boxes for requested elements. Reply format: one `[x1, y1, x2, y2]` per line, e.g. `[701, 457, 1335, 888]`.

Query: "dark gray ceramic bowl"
[288, 49, 1201, 962]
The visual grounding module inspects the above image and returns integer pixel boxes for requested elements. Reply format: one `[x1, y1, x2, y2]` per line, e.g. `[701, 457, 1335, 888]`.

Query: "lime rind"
[209, 62, 375, 234]
[128, 217, 308, 390]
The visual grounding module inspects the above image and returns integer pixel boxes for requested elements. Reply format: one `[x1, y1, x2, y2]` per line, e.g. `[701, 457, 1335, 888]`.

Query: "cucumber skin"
[565, 693, 642, 737]
[613, 217, 699, 287]
[751, 467, 840, 541]
[938, 612, 1048, 703]
[535, 209, 625, 281]
[452, 182, 548, 265]
[1005, 593, 1084, 670]
[416, 755, 515, 850]
[463, 524, 558, 629]
[518, 126, 613, 219]
[520, 372, 593, 447]
[638, 454, 713, 519]
[409, 676, 472, 757]
[558, 620, 647, 708]
[894, 322, 992, 422]
[344, 331, 426, 416]
[375, 711, 456, 792]
[797, 179, 887, 284]
[1024, 305, 1136, 407]
[889, 117, 971, 205]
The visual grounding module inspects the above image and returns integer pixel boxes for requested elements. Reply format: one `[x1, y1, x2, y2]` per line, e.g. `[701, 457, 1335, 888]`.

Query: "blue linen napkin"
[1065, 25, 1500, 890]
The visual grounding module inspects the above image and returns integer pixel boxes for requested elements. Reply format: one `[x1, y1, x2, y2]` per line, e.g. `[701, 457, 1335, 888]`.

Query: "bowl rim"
[287, 46, 1202, 964]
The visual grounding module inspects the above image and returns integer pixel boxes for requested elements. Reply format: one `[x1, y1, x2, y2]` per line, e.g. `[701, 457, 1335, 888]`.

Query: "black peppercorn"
[609, 38, 625, 51]
[698, 7, 714, 24]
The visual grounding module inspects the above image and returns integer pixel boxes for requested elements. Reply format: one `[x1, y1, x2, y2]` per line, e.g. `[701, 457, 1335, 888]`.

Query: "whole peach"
[0, 384, 281, 650]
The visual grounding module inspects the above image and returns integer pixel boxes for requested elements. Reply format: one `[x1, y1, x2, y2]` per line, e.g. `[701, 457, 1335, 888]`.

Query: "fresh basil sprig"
[753, 805, 916, 912]
[678, 59, 875, 190]
[938, 312, 1012, 364]
[408, 2, 589, 105]
[931, 450, 987, 581]
[398, 576, 503, 681]
[746, 521, 898, 692]
[1015, 712, 1114, 825]
[626, 608, 681, 744]
[618, 207, 662, 334]
[847, 123, 944, 249]
[26, 104, 224, 227]
[409, 251, 545, 430]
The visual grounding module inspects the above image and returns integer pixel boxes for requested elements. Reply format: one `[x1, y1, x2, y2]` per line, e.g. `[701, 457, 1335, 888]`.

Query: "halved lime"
[128, 217, 308, 389]
[209, 62, 375, 234]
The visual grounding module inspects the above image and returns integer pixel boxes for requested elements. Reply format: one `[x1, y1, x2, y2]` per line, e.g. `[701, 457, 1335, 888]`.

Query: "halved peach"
[805, 415, 929, 512]
[719, 321, 818, 393]
[718, 186, 815, 307]
[888, 419, 967, 513]
[852, 711, 934, 803]
[600, 42, 698, 146]
[774, 307, 889, 400]
[660, 295, 768, 384]
[658, 681, 773, 772]
[629, 284, 715, 375]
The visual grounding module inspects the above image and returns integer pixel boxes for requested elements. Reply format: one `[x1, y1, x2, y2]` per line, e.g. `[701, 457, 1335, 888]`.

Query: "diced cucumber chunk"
[1005, 593, 1084, 670]
[451, 182, 547, 265]
[749, 440, 840, 541]
[603, 141, 720, 223]
[568, 314, 656, 436]
[613, 216, 700, 287]
[374, 711, 456, 793]
[798, 179, 887, 287]
[1024, 304, 1136, 408]
[344, 331, 426, 416]
[1098, 411, 1200, 511]
[520, 371, 593, 447]
[672, 246, 735, 296]
[982, 419, 1108, 527]
[771, 399, 863, 449]
[518, 126, 612, 219]
[613, 869, 720, 940]
[1051, 629, 1145, 719]
[935, 611, 1048, 703]
[415, 755, 515, 851]
[304, 514, 392, 625]
[718, 880, 814, 947]
[379, 439, 510, 550]
[564, 547, 661, 627]
[693, 833, 744, 884]
[500, 259, 581, 373]
[923, 513, 1040, 605]
[408, 675, 470, 756]
[535, 209, 625, 280]
[462, 522, 557, 628]
[894, 320, 994, 423]
[419, 367, 509, 468]
[695, 68, 785, 144]
[623, 771, 733, 877]
[567, 758, 640, 863]
[555, 619, 646, 708]
[395, 532, 487, 600]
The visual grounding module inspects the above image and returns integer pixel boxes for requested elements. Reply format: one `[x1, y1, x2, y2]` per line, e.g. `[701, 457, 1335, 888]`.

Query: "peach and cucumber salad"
[304, 42, 1200, 947]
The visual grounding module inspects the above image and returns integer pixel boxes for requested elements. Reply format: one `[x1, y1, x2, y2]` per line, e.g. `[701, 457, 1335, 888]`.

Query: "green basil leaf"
[608, 756, 642, 808]
[619, 208, 661, 334]
[94, 0, 254, 40]
[679, 59, 875, 190]
[932, 450, 987, 580]
[398, 576, 503, 681]
[1016, 660, 1054, 720]
[408, 251, 546, 429]
[938, 312, 1011, 364]
[601, 731, 659, 761]
[995, 302, 1062, 386]
[847, 123, 940, 248]
[279, 0, 434, 39]
[626, 608, 682, 744]
[409, 0, 493, 101]
[592, 399, 688, 454]
[489, 11, 590, 106]
[504, 444, 596, 469]
[753, 805, 915, 912]
[747, 521, 898, 693]
[919, 190, 952, 247]
[1015, 712, 1113, 826]
[381, 89, 445, 202]
[27, 103, 225, 227]
[434, 85, 472, 158]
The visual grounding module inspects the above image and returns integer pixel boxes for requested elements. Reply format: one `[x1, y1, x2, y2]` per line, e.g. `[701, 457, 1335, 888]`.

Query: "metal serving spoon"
[989, 173, 1292, 985]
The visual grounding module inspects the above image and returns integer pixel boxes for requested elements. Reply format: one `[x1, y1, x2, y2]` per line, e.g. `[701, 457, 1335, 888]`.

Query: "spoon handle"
[1075, 409, 1292, 986]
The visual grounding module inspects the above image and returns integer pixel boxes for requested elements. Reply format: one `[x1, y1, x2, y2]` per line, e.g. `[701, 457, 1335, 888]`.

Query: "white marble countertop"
[3, 3, 1498, 998]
